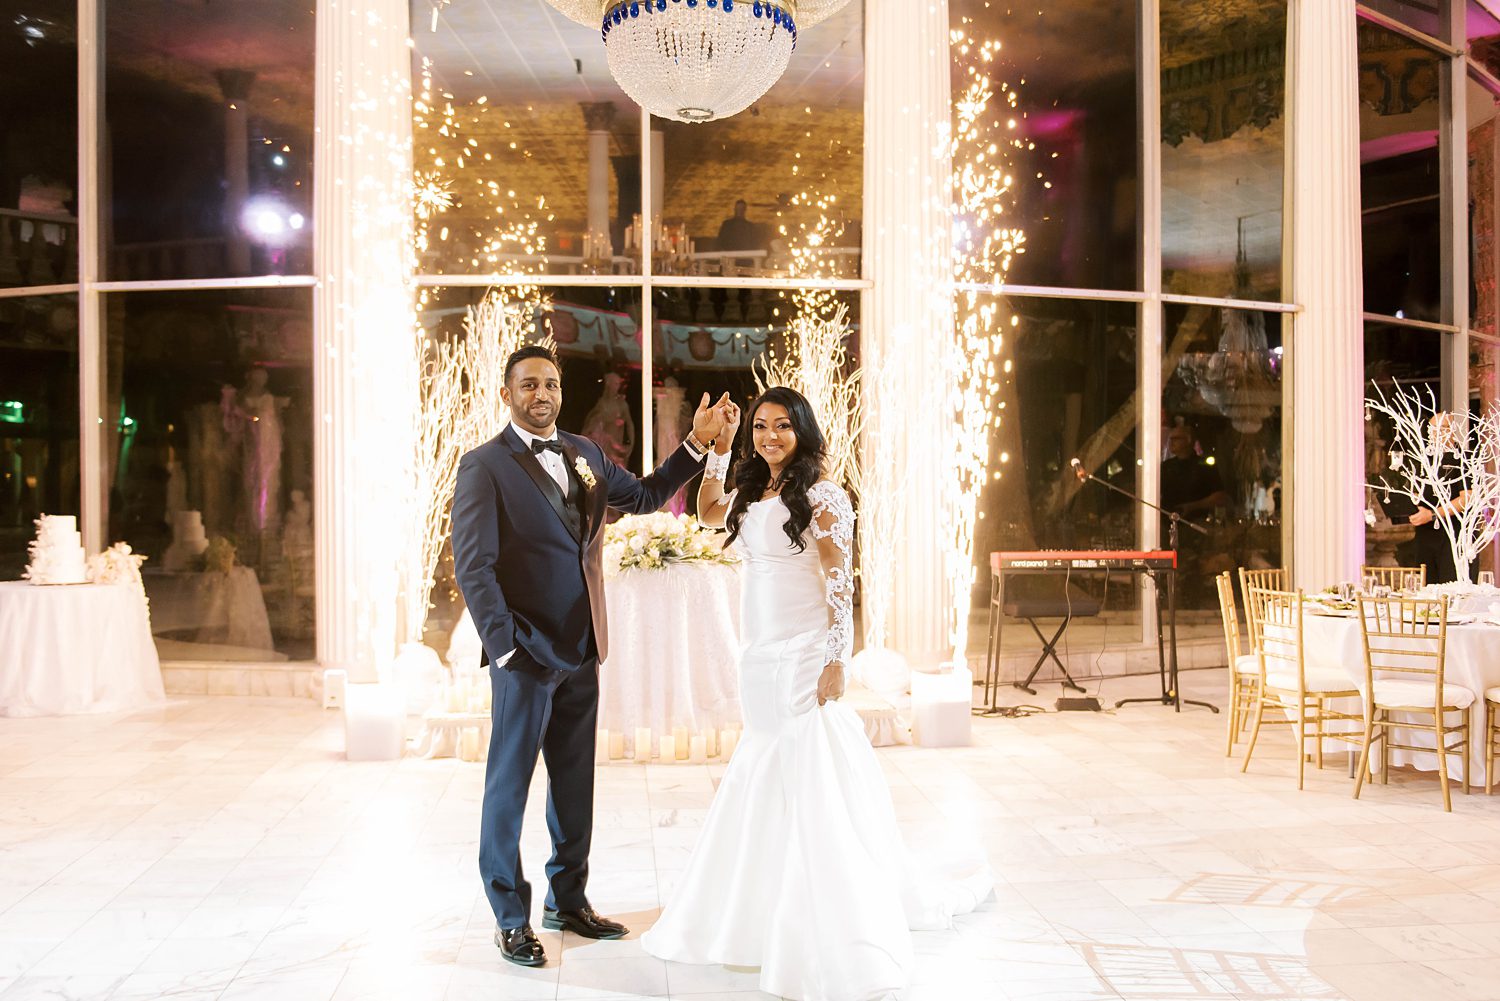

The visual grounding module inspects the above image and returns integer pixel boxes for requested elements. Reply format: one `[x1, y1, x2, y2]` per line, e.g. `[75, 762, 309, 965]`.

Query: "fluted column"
[1288, 0, 1364, 589]
[863, 0, 954, 669]
[313, 0, 415, 680]
[215, 69, 255, 276]
[581, 102, 615, 258]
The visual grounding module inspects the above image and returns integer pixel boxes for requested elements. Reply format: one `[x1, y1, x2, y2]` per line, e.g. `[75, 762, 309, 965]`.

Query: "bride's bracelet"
[704, 449, 731, 483]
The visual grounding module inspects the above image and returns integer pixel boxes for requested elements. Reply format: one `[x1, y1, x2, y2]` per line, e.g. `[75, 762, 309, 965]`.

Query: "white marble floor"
[3, 670, 1500, 1001]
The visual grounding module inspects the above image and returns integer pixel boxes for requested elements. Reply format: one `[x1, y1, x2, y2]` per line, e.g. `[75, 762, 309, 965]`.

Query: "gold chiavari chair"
[1360, 564, 1428, 591]
[1486, 687, 1500, 795]
[1353, 596, 1473, 812]
[1216, 572, 1258, 756]
[1238, 568, 1288, 651]
[1241, 588, 1364, 790]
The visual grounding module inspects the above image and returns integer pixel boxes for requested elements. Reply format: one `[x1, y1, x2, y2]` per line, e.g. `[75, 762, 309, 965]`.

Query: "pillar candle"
[634, 727, 652, 763]
[595, 729, 608, 764]
[672, 726, 689, 760]
[689, 735, 707, 764]
[608, 731, 625, 760]
[720, 727, 738, 760]
[460, 727, 480, 762]
[658, 735, 676, 764]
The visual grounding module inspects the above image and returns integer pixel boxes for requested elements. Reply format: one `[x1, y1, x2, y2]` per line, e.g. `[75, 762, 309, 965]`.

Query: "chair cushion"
[1234, 654, 1259, 676]
[1486, 685, 1500, 704]
[1373, 679, 1476, 710]
[1265, 667, 1357, 694]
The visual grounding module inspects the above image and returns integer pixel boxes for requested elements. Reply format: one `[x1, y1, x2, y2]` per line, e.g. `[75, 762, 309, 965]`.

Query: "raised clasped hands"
[691, 391, 735, 445]
[816, 661, 845, 706]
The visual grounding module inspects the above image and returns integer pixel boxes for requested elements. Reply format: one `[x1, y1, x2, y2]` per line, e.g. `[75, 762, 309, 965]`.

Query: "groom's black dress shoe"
[542, 905, 629, 939]
[495, 924, 547, 966]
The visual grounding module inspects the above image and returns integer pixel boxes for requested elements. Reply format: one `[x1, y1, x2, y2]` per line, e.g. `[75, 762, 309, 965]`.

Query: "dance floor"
[2, 669, 1499, 1001]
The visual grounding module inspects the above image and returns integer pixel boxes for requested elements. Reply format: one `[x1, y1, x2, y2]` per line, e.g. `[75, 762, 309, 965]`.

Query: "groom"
[451, 344, 731, 967]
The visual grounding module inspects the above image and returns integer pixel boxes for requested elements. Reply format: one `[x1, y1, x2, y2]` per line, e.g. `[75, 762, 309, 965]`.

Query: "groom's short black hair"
[504, 343, 561, 385]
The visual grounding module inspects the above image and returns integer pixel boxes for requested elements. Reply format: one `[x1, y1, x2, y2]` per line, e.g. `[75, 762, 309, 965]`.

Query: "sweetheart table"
[0, 580, 164, 717]
[599, 562, 744, 754]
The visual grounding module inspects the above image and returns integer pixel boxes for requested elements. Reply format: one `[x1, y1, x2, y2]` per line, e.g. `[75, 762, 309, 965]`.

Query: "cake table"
[0, 580, 164, 716]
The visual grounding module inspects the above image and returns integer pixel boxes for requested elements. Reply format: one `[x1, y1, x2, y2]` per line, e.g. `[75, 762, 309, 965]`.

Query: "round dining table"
[1287, 605, 1500, 781]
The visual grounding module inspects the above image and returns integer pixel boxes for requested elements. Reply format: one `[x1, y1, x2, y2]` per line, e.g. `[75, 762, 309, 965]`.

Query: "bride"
[640, 387, 990, 1001]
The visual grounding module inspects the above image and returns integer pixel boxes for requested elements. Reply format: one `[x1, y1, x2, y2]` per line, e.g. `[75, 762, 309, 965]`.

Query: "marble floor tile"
[1, 673, 1497, 1000]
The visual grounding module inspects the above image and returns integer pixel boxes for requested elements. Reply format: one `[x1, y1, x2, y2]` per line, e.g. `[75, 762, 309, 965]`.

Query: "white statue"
[582, 372, 635, 467]
[222, 367, 288, 538]
[653, 376, 689, 514]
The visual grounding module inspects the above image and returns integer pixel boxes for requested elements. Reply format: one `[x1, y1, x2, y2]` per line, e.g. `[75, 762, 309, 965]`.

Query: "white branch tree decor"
[753, 290, 864, 493]
[1365, 382, 1500, 583]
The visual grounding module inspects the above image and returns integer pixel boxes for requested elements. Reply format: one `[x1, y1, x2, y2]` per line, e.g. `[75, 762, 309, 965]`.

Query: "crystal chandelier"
[544, 0, 852, 124]
[1176, 226, 1281, 434]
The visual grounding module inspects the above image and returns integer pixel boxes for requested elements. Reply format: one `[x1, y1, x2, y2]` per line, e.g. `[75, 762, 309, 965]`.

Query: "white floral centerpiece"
[86, 542, 149, 612]
[603, 512, 736, 577]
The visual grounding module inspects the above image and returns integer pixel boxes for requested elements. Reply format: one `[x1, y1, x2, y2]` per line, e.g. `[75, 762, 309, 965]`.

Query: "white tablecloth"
[1297, 610, 1500, 780]
[599, 562, 742, 737]
[0, 581, 164, 717]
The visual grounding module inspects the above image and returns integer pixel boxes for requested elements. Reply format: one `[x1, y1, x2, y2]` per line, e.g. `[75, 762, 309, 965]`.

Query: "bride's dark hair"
[725, 386, 827, 553]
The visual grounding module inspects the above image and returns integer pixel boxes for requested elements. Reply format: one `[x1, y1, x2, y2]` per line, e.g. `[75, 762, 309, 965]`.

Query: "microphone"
[1070, 457, 1086, 482]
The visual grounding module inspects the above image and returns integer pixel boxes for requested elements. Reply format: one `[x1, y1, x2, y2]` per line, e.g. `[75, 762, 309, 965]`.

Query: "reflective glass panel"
[104, 1, 315, 281]
[417, 284, 645, 648]
[1359, 22, 1445, 322]
[0, 0, 78, 290]
[1363, 0, 1446, 38]
[102, 288, 314, 661]
[1469, 0, 1500, 74]
[1164, 303, 1285, 609]
[974, 296, 1142, 660]
[413, 3, 641, 277]
[655, 5, 863, 282]
[1363, 321, 1445, 573]
[652, 286, 860, 517]
[1161, 0, 1287, 301]
[950, 0, 1140, 291]
[1470, 74, 1499, 334]
[0, 293, 79, 580]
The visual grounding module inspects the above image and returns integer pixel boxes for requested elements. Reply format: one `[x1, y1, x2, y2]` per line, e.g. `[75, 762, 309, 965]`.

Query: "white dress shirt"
[511, 424, 570, 493]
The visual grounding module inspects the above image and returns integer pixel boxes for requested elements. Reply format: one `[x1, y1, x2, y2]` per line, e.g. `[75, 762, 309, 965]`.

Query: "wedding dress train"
[640, 482, 991, 1001]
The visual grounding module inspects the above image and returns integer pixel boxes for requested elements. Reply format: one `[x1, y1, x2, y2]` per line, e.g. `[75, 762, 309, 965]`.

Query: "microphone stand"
[1071, 462, 1220, 715]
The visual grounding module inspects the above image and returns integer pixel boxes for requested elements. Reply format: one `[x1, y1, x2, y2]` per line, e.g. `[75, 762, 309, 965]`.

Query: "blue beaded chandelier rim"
[600, 0, 799, 45]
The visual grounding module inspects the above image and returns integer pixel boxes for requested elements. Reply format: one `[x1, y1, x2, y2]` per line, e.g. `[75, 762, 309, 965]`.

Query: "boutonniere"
[574, 455, 597, 489]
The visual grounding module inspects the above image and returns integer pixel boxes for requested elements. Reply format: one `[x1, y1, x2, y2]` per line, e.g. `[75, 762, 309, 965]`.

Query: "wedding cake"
[162, 509, 209, 571]
[25, 514, 89, 585]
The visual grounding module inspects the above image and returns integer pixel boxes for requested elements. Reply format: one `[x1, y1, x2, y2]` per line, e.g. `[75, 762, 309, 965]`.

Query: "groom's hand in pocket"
[816, 661, 845, 705]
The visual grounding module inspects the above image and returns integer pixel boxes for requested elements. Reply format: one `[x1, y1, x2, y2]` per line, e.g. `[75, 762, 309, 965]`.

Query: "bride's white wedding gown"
[640, 482, 991, 1001]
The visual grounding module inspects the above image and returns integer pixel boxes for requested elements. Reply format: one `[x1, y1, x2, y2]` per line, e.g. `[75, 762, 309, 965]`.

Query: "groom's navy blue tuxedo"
[451, 423, 702, 929]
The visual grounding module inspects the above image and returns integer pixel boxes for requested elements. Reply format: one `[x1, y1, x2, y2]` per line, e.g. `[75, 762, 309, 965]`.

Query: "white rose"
[631, 535, 646, 552]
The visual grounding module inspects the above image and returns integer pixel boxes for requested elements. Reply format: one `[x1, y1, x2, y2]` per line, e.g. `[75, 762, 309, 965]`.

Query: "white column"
[863, 0, 954, 669]
[216, 69, 255, 276]
[313, 0, 415, 680]
[581, 102, 615, 257]
[1288, 0, 1364, 589]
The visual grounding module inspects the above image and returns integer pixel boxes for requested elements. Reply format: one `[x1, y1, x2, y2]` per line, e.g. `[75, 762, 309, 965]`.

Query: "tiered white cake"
[162, 509, 209, 571]
[25, 514, 89, 585]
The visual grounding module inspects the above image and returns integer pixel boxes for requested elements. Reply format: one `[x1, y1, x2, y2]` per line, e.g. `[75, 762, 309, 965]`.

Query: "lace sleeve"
[808, 480, 855, 664]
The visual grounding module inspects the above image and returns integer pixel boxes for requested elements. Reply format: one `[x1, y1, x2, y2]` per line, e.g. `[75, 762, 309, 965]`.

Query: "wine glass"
[1361, 574, 1378, 595]
[1481, 571, 1495, 588]
[1402, 573, 1420, 594]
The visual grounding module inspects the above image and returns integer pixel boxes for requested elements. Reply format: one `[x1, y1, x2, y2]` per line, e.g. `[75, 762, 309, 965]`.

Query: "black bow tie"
[531, 438, 564, 456]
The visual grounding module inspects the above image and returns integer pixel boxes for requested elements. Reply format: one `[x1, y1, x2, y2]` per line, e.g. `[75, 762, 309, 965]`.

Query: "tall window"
[411, 0, 868, 641]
